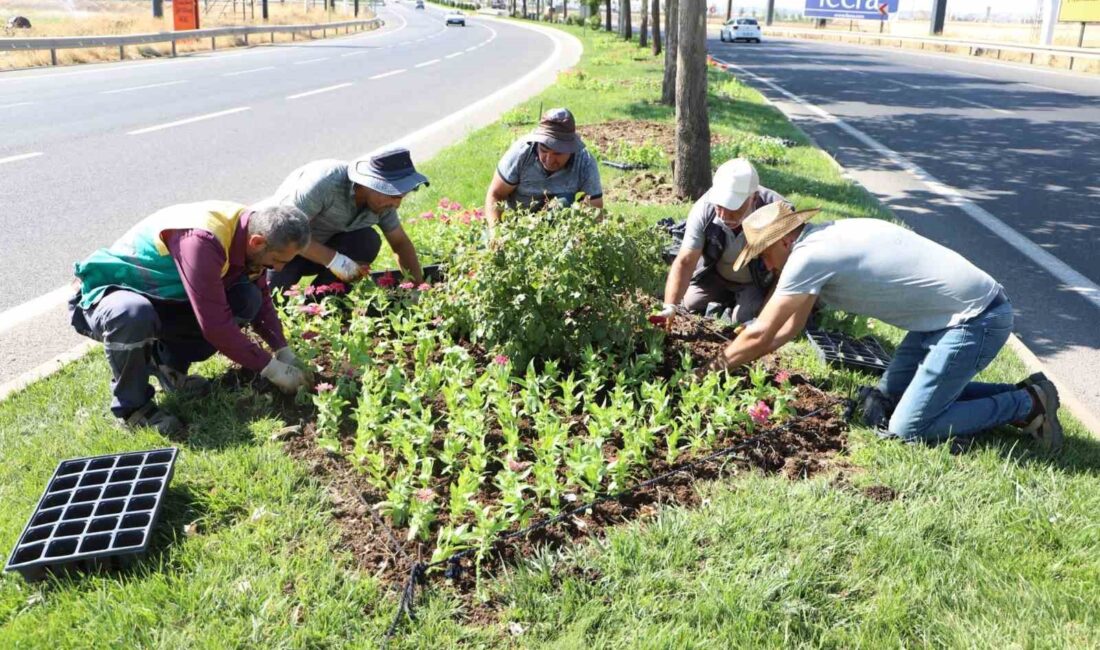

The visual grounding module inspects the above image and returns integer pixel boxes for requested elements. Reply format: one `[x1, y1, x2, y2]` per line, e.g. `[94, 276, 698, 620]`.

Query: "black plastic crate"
[369, 263, 443, 284]
[805, 329, 892, 375]
[4, 448, 178, 582]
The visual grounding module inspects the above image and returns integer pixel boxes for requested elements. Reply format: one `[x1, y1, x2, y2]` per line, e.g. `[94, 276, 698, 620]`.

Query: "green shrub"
[712, 134, 790, 166]
[596, 140, 667, 168]
[430, 206, 666, 366]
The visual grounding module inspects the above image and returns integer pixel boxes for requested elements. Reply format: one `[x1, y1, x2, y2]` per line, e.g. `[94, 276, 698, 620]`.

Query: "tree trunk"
[674, 0, 711, 200]
[725, 0, 731, 20]
[623, 0, 632, 39]
[651, 0, 661, 55]
[605, 0, 612, 31]
[522, 0, 527, 18]
[639, 6, 649, 47]
[661, 0, 678, 105]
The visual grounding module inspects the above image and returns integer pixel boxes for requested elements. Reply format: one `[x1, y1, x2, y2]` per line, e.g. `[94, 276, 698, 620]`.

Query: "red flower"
[314, 284, 330, 296]
[647, 314, 668, 327]
[375, 273, 397, 288]
[359, 264, 371, 276]
[748, 401, 772, 426]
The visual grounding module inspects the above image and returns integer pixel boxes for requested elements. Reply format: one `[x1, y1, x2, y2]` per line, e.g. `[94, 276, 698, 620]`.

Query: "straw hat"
[732, 202, 821, 272]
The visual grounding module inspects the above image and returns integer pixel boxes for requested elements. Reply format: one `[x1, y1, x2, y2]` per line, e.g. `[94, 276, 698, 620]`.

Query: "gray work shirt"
[681, 186, 789, 284]
[775, 219, 1002, 332]
[260, 159, 400, 244]
[497, 140, 603, 211]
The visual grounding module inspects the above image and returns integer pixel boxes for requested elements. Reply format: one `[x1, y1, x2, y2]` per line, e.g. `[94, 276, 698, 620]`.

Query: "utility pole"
[1039, 0, 1060, 44]
[725, 0, 731, 21]
[152, 0, 163, 18]
[765, 0, 774, 26]
[930, 0, 948, 35]
[263, 0, 270, 19]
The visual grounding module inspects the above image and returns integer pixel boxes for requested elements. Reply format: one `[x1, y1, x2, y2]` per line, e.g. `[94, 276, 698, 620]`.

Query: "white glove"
[658, 303, 676, 318]
[274, 346, 298, 365]
[326, 252, 363, 282]
[261, 358, 308, 394]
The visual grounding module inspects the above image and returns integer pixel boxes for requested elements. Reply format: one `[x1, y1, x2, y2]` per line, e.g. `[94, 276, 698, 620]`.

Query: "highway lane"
[710, 35, 1100, 426]
[0, 3, 565, 388]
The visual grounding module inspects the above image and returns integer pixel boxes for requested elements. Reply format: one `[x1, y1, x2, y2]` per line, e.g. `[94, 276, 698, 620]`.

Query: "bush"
[430, 206, 666, 366]
[712, 134, 790, 167]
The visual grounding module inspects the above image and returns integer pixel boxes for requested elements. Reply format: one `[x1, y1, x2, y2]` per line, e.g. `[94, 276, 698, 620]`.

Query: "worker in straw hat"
[708, 205, 1063, 452]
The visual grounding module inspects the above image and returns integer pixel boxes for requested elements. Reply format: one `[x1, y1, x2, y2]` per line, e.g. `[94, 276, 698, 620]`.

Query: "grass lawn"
[2, 22, 1099, 649]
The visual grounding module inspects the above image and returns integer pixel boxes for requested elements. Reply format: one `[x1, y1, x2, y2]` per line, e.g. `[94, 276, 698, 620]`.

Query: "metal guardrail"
[0, 17, 382, 66]
[765, 27, 1100, 72]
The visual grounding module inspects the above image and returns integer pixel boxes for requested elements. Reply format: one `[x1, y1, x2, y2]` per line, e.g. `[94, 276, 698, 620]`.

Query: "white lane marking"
[0, 101, 34, 108]
[1064, 127, 1094, 138]
[719, 57, 1100, 312]
[341, 50, 369, 57]
[0, 285, 72, 335]
[414, 58, 441, 68]
[369, 68, 406, 80]
[100, 80, 187, 95]
[0, 152, 43, 165]
[286, 82, 354, 100]
[223, 65, 275, 76]
[949, 95, 1014, 115]
[398, 40, 412, 45]
[445, 52, 463, 59]
[465, 46, 477, 52]
[884, 78, 922, 89]
[127, 106, 251, 135]
[293, 57, 330, 65]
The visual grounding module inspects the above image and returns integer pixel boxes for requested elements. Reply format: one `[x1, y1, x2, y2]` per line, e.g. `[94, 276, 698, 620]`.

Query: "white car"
[720, 18, 762, 43]
[445, 10, 466, 26]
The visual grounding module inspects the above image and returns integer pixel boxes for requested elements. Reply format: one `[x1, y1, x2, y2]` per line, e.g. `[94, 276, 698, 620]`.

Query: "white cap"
[705, 158, 759, 211]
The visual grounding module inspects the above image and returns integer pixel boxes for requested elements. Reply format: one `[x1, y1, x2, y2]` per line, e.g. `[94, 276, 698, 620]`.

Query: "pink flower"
[431, 316, 444, 326]
[774, 370, 791, 384]
[417, 283, 432, 291]
[399, 281, 416, 290]
[284, 287, 300, 298]
[298, 303, 323, 316]
[315, 382, 335, 393]
[473, 207, 485, 220]
[327, 282, 347, 294]
[415, 488, 436, 503]
[314, 284, 331, 296]
[301, 330, 319, 341]
[748, 400, 772, 426]
[438, 197, 452, 208]
[459, 213, 472, 225]
[507, 458, 531, 473]
[419, 211, 435, 220]
[492, 354, 510, 366]
[439, 214, 451, 224]
[375, 273, 397, 288]
[447, 200, 462, 211]
[304, 285, 316, 296]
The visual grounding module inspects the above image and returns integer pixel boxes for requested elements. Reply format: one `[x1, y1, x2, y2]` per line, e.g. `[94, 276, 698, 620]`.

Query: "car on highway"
[720, 18, 762, 43]
[414, 0, 424, 8]
[445, 10, 466, 26]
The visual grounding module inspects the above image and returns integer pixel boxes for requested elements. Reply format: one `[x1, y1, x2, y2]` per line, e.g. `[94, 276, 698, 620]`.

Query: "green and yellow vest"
[74, 201, 246, 309]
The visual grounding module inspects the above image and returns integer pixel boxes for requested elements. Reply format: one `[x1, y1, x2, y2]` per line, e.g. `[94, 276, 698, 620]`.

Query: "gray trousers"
[69, 282, 261, 418]
[682, 271, 766, 324]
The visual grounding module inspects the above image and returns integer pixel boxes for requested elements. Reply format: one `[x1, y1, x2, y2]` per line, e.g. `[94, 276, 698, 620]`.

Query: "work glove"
[274, 346, 298, 365]
[326, 252, 363, 283]
[647, 303, 677, 329]
[261, 358, 309, 394]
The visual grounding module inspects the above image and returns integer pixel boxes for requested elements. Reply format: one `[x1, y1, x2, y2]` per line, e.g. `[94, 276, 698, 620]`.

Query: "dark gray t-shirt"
[776, 219, 1001, 332]
[681, 186, 789, 284]
[260, 159, 400, 244]
[497, 140, 603, 211]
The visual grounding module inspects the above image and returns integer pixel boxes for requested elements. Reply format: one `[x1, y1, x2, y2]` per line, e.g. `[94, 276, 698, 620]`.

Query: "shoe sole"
[1037, 380, 1064, 454]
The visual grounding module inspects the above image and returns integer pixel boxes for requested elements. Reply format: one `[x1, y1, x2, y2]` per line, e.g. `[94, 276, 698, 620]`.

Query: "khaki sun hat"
[732, 201, 821, 273]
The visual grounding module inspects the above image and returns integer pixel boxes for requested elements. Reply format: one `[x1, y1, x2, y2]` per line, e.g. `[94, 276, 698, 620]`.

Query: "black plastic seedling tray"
[4, 448, 178, 582]
[805, 328, 892, 375]
[369, 263, 444, 283]
[601, 160, 650, 171]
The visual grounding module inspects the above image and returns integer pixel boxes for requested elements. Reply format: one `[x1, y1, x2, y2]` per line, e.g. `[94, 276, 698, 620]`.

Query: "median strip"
[286, 82, 355, 100]
[127, 107, 251, 135]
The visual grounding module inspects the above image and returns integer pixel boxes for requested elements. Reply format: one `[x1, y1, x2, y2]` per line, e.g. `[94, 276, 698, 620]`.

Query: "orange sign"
[173, 0, 200, 31]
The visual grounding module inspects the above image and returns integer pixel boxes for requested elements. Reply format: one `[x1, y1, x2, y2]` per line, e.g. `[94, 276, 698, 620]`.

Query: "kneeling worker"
[709, 204, 1063, 452]
[264, 148, 429, 288]
[485, 107, 603, 227]
[70, 202, 313, 434]
[658, 158, 791, 325]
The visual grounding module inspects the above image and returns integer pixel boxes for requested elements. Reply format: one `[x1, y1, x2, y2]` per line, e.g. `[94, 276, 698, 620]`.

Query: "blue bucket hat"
[348, 147, 429, 196]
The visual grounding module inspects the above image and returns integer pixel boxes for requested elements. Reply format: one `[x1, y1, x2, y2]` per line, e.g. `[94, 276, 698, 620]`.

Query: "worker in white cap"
[657, 158, 792, 326]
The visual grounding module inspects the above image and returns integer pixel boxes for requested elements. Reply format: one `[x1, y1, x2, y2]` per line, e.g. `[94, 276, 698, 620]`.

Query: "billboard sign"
[804, 0, 899, 20]
[1059, 0, 1100, 22]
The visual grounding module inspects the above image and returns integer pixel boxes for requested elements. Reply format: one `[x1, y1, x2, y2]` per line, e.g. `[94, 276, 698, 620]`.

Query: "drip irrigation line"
[376, 400, 843, 645]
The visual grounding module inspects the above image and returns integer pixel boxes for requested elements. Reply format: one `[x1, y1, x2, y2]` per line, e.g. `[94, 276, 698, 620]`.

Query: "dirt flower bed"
[579, 119, 728, 162]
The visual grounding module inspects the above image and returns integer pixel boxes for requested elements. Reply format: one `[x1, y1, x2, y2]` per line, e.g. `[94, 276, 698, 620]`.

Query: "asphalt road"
[0, 3, 561, 389]
[710, 35, 1100, 427]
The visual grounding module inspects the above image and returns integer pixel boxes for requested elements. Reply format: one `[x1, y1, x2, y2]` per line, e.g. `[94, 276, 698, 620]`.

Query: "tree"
[660, 0, 678, 105]
[651, 0, 661, 55]
[673, 0, 711, 200]
[622, 0, 632, 39]
[639, 3, 649, 47]
[605, 0, 612, 31]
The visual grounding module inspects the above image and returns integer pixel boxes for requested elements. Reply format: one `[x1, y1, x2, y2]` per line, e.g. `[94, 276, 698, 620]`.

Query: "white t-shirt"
[776, 219, 1002, 332]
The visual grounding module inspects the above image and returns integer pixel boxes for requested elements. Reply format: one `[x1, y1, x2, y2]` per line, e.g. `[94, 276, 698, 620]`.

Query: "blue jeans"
[878, 300, 1033, 443]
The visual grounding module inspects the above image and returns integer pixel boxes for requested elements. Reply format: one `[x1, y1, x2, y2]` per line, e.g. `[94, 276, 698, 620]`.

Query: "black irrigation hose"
[377, 400, 843, 646]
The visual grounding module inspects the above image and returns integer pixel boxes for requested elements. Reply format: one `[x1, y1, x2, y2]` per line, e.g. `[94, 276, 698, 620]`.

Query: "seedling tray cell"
[5, 448, 178, 582]
[805, 328, 892, 375]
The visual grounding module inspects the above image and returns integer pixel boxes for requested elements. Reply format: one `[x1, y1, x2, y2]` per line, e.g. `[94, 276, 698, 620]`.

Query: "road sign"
[1059, 0, 1100, 22]
[173, 0, 200, 31]
[803, 0, 899, 21]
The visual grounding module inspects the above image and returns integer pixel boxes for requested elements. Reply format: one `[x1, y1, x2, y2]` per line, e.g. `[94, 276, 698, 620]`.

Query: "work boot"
[1019, 380, 1064, 454]
[856, 386, 895, 429]
[152, 364, 211, 398]
[122, 401, 184, 437]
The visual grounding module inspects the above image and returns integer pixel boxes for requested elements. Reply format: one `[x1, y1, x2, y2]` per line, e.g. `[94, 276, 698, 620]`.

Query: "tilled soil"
[579, 119, 727, 160]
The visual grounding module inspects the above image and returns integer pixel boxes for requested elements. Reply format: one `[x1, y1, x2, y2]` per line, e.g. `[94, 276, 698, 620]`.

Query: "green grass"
[2, 24, 1099, 649]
